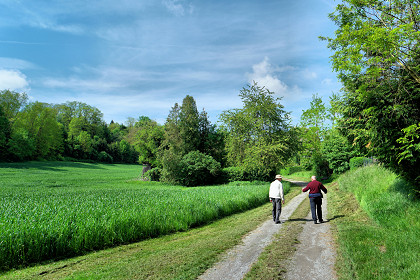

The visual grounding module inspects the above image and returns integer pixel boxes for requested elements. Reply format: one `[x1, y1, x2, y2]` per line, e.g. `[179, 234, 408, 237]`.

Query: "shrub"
[222, 166, 246, 182]
[350, 157, 373, 170]
[144, 167, 162, 181]
[98, 151, 114, 163]
[179, 151, 221, 187]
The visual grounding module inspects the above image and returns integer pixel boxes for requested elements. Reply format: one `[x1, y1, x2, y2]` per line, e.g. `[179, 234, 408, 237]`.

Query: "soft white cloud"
[0, 57, 36, 70]
[162, 0, 193, 16]
[247, 57, 288, 95]
[322, 78, 333, 85]
[0, 69, 29, 90]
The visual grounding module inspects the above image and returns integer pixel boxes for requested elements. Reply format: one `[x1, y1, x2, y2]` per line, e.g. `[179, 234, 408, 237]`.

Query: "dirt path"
[198, 185, 308, 280]
[198, 180, 337, 280]
[284, 193, 337, 280]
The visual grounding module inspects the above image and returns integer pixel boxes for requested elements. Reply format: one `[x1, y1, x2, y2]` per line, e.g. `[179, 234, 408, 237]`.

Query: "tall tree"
[0, 90, 28, 123]
[179, 95, 200, 154]
[133, 116, 164, 167]
[0, 106, 11, 160]
[323, 0, 420, 185]
[13, 102, 63, 159]
[220, 82, 297, 180]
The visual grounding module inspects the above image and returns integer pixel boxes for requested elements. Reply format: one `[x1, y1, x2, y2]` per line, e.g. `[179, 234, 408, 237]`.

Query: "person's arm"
[302, 185, 309, 192]
[321, 184, 328, 194]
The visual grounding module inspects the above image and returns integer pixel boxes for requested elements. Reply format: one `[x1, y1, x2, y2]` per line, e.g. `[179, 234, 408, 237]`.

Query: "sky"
[0, 0, 342, 126]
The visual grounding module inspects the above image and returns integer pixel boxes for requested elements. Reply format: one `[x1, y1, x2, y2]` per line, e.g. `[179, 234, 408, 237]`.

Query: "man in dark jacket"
[302, 176, 328, 224]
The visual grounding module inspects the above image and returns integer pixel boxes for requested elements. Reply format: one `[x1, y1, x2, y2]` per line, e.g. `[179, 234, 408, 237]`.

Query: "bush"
[98, 151, 114, 163]
[179, 151, 221, 187]
[144, 167, 162, 181]
[222, 166, 246, 182]
[350, 157, 373, 170]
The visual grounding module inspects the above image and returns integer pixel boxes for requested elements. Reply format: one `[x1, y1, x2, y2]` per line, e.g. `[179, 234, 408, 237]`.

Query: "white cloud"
[0, 69, 29, 91]
[322, 78, 333, 85]
[0, 57, 36, 70]
[162, 0, 193, 16]
[247, 57, 288, 95]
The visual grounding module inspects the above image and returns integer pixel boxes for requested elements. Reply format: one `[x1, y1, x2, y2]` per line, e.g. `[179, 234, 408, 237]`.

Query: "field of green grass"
[0, 161, 290, 272]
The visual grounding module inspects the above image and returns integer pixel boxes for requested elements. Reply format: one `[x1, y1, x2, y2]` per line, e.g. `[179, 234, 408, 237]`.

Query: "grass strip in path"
[243, 195, 310, 280]
[0, 187, 303, 280]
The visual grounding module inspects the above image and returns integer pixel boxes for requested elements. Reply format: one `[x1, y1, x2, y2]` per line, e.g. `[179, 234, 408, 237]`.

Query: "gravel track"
[198, 180, 337, 280]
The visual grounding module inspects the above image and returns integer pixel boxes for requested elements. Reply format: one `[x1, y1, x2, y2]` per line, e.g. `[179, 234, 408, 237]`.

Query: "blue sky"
[0, 0, 341, 126]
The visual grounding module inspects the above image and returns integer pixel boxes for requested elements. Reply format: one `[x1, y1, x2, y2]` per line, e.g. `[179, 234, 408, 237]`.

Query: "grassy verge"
[282, 171, 312, 182]
[0, 185, 303, 280]
[243, 195, 310, 279]
[329, 165, 419, 279]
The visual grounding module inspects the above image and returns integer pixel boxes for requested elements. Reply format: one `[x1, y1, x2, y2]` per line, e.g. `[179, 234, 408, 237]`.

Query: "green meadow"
[0, 161, 289, 272]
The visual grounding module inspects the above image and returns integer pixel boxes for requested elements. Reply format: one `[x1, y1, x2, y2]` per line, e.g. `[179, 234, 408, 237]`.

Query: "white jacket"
[269, 180, 284, 200]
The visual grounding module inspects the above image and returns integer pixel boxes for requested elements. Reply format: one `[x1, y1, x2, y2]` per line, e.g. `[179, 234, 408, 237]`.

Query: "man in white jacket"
[269, 174, 285, 224]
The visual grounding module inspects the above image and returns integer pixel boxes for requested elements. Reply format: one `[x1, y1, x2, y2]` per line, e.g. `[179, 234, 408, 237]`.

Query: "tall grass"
[335, 165, 419, 279]
[0, 161, 287, 271]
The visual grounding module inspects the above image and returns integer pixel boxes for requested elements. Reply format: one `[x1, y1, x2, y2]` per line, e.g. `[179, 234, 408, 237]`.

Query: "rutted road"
[198, 180, 337, 280]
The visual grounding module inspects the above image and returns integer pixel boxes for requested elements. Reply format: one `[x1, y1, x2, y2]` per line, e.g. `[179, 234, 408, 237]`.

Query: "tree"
[179, 95, 200, 154]
[299, 94, 328, 171]
[321, 0, 420, 86]
[220, 82, 297, 180]
[133, 117, 164, 166]
[323, 0, 420, 185]
[0, 106, 11, 160]
[13, 102, 63, 159]
[0, 90, 28, 123]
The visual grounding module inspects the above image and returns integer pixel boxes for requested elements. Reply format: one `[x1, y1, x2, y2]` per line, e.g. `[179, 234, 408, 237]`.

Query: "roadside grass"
[282, 170, 312, 182]
[243, 194, 310, 280]
[0, 185, 304, 280]
[0, 161, 292, 271]
[329, 165, 419, 280]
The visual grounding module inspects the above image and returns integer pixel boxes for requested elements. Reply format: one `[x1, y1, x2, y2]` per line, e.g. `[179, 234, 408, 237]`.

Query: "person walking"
[269, 174, 285, 224]
[302, 176, 328, 224]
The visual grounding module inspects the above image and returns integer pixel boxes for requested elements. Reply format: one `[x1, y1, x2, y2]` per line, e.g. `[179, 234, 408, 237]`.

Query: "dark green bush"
[98, 151, 114, 163]
[144, 167, 162, 181]
[179, 151, 221, 187]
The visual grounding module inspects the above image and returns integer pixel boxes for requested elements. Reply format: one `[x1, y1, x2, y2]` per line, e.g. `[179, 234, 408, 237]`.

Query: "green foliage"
[222, 166, 247, 182]
[144, 167, 162, 181]
[0, 106, 10, 160]
[279, 165, 304, 176]
[349, 156, 372, 170]
[0, 161, 270, 271]
[220, 82, 297, 179]
[321, 129, 355, 174]
[98, 151, 113, 163]
[323, 0, 420, 185]
[312, 152, 331, 179]
[179, 151, 221, 187]
[133, 117, 164, 166]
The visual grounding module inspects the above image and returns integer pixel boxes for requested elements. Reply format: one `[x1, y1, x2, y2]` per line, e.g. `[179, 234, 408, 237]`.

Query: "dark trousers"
[309, 197, 323, 222]
[271, 198, 282, 222]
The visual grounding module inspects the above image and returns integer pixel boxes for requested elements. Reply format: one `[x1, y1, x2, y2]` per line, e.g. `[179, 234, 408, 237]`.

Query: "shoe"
[275, 221, 281, 224]
[314, 221, 318, 224]
[319, 220, 324, 223]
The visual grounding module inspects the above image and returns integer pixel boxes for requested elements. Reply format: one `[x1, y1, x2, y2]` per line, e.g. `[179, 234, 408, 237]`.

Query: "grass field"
[0, 161, 290, 272]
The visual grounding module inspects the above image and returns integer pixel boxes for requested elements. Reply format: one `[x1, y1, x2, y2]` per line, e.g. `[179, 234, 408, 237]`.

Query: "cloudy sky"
[0, 0, 341, 125]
